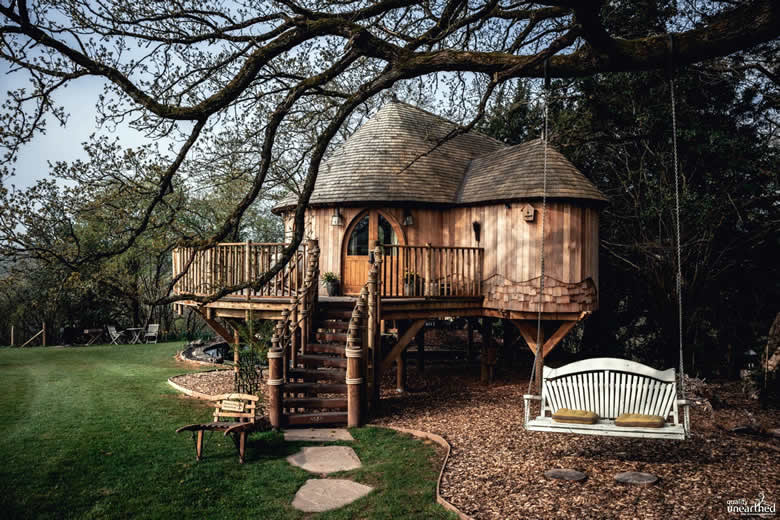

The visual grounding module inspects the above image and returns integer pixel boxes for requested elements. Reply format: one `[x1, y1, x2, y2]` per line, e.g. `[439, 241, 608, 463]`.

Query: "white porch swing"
[522, 55, 691, 440]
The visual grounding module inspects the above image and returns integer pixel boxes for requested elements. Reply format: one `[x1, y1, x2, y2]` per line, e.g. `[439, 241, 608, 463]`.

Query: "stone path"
[292, 479, 373, 513]
[545, 468, 587, 482]
[283, 428, 355, 442]
[286, 428, 374, 513]
[287, 446, 362, 474]
[614, 471, 659, 486]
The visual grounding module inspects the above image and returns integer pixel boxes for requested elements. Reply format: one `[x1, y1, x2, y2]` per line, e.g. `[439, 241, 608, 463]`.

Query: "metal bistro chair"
[144, 324, 160, 344]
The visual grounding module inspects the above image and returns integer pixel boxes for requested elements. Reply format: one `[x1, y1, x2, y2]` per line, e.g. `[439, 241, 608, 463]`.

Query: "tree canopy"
[0, 0, 778, 357]
[1, 1, 777, 302]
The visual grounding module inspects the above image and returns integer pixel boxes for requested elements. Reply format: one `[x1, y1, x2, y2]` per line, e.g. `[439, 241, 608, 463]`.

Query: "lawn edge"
[369, 424, 473, 520]
[167, 371, 226, 400]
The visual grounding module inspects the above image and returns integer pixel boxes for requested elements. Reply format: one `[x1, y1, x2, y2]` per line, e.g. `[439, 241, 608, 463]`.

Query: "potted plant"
[403, 271, 423, 296]
[320, 272, 340, 296]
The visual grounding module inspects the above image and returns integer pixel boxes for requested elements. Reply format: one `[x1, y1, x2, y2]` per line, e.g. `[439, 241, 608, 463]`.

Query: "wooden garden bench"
[176, 393, 269, 463]
[524, 358, 690, 440]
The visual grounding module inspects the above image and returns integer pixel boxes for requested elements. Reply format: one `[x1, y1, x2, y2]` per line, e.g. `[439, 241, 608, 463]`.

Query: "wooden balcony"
[172, 242, 308, 300]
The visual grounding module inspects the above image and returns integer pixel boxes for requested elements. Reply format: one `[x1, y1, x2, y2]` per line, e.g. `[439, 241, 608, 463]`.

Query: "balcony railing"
[172, 242, 307, 299]
[379, 245, 484, 298]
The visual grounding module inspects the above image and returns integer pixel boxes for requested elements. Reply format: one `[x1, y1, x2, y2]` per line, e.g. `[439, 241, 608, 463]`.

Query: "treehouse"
[171, 100, 607, 428]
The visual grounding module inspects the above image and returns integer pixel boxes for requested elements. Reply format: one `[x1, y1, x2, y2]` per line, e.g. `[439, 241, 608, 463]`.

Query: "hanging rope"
[667, 35, 686, 402]
[527, 66, 550, 397]
[669, 76, 686, 401]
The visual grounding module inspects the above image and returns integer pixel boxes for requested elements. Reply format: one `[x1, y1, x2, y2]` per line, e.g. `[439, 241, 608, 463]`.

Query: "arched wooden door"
[342, 210, 403, 295]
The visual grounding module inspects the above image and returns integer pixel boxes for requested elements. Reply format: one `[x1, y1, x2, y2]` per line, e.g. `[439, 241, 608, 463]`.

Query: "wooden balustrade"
[171, 242, 308, 299]
[379, 245, 483, 298]
[267, 239, 320, 429]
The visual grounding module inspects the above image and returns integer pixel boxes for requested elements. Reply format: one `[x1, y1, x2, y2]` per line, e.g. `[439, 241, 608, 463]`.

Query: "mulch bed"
[169, 355, 779, 519]
[373, 364, 780, 520]
[169, 370, 236, 397]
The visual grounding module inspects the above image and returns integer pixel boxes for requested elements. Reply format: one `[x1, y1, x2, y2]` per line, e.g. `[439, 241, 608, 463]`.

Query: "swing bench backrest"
[543, 358, 678, 420]
[524, 358, 690, 440]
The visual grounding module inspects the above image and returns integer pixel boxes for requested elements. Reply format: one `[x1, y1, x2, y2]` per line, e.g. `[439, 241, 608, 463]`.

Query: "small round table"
[126, 328, 144, 344]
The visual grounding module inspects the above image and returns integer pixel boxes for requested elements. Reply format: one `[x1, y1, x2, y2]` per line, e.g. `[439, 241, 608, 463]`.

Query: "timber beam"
[510, 320, 579, 359]
[381, 319, 425, 373]
[196, 308, 234, 344]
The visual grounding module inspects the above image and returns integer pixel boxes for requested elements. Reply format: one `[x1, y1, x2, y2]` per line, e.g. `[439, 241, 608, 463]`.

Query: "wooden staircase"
[282, 304, 354, 426]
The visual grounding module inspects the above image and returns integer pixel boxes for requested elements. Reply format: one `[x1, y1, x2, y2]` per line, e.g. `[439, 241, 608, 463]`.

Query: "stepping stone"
[292, 478, 373, 512]
[614, 471, 658, 486]
[284, 428, 354, 442]
[545, 469, 587, 482]
[287, 446, 362, 474]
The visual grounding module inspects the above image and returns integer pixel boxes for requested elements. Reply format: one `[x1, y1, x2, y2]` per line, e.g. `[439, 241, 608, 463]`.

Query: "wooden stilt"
[233, 327, 240, 374]
[416, 326, 425, 374]
[481, 319, 492, 384]
[466, 319, 473, 360]
[42, 322, 46, 347]
[397, 348, 407, 392]
[10, 325, 14, 347]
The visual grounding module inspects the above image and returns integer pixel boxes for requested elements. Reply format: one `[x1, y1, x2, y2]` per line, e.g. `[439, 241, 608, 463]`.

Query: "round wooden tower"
[274, 101, 607, 321]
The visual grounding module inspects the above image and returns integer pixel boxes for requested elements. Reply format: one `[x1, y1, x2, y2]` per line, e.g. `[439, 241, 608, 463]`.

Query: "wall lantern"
[402, 208, 414, 227]
[472, 221, 481, 244]
[331, 207, 345, 226]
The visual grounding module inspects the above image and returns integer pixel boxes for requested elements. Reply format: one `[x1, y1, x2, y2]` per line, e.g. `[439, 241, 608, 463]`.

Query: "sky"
[1, 65, 149, 190]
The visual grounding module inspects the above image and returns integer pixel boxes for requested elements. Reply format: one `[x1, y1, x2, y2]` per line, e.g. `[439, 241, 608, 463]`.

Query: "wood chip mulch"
[170, 370, 236, 397]
[372, 365, 780, 520]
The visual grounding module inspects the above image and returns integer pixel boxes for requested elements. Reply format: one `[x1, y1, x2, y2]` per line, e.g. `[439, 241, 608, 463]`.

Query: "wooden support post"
[10, 325, 14, 347]
[367, 250, 378, 412]
[502, 318, 516, 366]
[424, 243, 433, 296]
[245, 241, 251, 301]
[346, 345, 362, 427]
[481, 319, 493, 384]
[346, 289, 366, 428]
[233, 327, 240, 374]
[466, 319, 473, 360]
[42, 322, 46, 347]
[416, 326, 425, 374]
[267, 335, 284, 429]
[372, 244, 383, 409]
[397, 348, 407, 393]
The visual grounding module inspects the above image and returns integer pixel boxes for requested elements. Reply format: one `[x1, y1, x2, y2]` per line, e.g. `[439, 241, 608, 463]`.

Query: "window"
[347, 215, 369, 255]
[378, 214, 398, 246]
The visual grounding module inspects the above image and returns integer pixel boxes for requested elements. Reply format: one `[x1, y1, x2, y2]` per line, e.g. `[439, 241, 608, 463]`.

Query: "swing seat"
[524, 358, 690, 440]
[176, 393, 269, 463]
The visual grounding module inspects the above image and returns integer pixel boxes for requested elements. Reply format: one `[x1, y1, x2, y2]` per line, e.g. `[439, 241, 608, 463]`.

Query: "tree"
[0, 0, 777, 307]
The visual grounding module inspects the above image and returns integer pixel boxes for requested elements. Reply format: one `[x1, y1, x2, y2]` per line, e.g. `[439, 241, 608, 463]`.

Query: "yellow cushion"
[615, 413, 665, 428]
[552, 408, 598, 424]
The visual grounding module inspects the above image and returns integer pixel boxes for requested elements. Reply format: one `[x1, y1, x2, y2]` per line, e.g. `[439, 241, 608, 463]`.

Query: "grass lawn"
[0, 342, 454, 519]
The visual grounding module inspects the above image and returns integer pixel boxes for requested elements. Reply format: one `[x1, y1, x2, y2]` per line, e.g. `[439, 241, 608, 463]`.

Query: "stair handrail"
[345, 243, 383, 427]
[267, 238, 320, 429]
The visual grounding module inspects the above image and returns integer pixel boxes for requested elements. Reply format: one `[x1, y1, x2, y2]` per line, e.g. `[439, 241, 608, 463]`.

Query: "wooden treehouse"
[171, 101, 607, 428]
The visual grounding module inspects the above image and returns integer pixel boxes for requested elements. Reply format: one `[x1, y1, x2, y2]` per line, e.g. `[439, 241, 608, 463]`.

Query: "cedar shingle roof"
[458, 138, 607, 203]
[273, 102, 606, 213]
